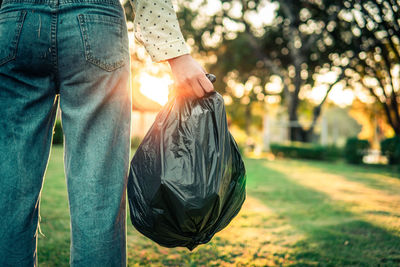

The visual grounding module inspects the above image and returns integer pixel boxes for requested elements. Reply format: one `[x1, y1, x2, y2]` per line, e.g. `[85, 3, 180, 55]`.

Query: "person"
[0, 0, 214, 265]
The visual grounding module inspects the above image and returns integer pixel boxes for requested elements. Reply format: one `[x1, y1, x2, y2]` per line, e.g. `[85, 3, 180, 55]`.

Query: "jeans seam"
[50, 13, 58, 70]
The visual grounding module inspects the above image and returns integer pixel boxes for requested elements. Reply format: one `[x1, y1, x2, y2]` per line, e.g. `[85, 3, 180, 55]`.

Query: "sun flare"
[139, 73, 173, 106]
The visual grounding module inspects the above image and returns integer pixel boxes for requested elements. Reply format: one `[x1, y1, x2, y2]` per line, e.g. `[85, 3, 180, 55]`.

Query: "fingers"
[168, 54, 214, 98]
[200, 65, 207, 74]
[186, 73, 215, 98]
[188, 75, 206, 98]
[198, 74, 214, 93]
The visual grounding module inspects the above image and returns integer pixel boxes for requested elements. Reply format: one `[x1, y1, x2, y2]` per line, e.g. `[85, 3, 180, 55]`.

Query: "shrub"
[53, 120, 63, 145]
[344, 137, 370, 164]
[324, 145, 344, 160]
[381, 136, 400, 165]
[269, 142, 342, 161]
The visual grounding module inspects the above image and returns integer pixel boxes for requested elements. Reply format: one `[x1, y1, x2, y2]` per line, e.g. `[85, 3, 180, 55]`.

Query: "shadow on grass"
[245, 158, 400, 266]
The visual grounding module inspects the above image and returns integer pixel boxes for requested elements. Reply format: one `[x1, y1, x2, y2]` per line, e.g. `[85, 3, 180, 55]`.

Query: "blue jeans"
[0, 0, 131, 265]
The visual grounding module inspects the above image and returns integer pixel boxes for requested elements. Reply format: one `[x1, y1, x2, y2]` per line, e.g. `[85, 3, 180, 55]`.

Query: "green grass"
[38, 146, 400, 266]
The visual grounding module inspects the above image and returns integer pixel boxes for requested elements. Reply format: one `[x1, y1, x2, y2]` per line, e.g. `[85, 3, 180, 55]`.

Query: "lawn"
[38, 146, 400, 266]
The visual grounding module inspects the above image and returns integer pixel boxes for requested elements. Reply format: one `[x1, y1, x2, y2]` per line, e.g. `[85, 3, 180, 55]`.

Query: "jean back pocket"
[77, 13, 126, 72]
[0, 10, 26, 66]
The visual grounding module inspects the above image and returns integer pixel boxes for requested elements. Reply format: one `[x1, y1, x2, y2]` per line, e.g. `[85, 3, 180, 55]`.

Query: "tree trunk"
[288, 64, 310, 142]
[288, 93, 311, 142]
[245, 102, 252, 136]
[288, 94, 300, 142]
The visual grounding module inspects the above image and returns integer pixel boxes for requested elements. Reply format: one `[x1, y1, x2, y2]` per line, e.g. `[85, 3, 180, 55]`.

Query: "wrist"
[167, 53, 191, 66]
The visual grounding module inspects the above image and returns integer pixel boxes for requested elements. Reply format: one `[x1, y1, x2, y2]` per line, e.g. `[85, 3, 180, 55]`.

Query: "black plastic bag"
[127, 91, 246, 250]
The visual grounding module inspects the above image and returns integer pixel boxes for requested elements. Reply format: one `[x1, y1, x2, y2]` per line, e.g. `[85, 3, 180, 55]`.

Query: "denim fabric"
[0, 0, 131, 265]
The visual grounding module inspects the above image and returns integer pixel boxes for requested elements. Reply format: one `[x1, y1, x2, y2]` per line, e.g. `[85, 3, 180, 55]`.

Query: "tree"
[176, 0, 352, 141]
[262, 0, 351, 141]
[342, 0, 400, 136]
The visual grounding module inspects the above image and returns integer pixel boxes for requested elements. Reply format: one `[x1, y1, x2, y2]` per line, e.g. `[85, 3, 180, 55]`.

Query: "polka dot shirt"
[130, 0, 190, 62]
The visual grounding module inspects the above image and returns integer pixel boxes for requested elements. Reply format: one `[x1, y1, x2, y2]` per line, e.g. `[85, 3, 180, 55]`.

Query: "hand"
[167, 54, 214, 98]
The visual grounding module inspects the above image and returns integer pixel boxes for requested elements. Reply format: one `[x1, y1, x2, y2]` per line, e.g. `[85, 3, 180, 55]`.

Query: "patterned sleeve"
[129, 0, 190, 62]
